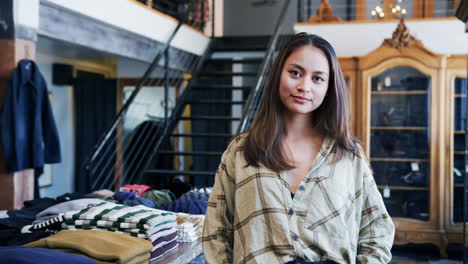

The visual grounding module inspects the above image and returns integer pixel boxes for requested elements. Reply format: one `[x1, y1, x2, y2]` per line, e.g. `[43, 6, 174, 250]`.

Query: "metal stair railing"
[82, 6, 210, 192]
[237, 0, 292, 134]
[132, 42, 213, 185]
[131, 40, 214, 185]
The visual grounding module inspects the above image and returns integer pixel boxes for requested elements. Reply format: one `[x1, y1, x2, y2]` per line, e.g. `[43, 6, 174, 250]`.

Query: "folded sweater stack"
[25, 230, 152, 264]
[176, 214, 204, 243]
[61, 201, 179, 261]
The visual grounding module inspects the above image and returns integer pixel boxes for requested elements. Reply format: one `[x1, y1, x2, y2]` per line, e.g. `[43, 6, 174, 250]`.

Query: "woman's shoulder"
[222, 133, 247, 156]
[229, 133, 248, 148]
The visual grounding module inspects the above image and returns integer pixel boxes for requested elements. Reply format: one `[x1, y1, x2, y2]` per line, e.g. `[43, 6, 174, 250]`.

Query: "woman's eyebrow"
[288, 64, 329, 76]
[288, 63, 305, 72]
[314, 71, 329, 76]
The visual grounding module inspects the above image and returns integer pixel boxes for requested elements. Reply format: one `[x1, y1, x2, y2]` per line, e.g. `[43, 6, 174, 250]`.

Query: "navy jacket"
[0, 59, 61, 173]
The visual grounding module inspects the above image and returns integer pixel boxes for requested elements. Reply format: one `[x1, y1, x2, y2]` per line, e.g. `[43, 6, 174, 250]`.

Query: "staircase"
[144, 36, 269, 187]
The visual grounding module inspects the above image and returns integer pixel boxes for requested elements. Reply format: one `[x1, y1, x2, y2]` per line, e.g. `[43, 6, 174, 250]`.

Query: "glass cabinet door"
[453, 77, 467, 223]
[369, 66, 431, 221]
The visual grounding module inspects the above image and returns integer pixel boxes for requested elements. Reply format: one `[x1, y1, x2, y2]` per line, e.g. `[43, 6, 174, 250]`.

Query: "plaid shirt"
[203, 136, 394, 264]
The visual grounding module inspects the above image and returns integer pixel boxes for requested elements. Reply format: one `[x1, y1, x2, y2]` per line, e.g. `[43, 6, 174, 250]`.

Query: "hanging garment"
[0, 59, 61, 173]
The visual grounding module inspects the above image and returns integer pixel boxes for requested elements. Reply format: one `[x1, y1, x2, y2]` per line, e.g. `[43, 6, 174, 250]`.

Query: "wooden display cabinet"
[444, 54, 468, 244]
[353, 19, 450, 256]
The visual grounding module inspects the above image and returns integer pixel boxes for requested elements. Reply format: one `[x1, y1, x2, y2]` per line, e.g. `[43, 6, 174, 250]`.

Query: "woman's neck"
[283, 113, 320, 141]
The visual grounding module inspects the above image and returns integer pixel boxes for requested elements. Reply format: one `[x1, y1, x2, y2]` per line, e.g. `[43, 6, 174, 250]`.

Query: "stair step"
[206, 58, 263, 64]
[200, 72, 257, 77]
[186, 100, 244, 104]
[145, 169, 215, 176]
[180, 116, 241, 121]
[171, 133, 234, 138]
[191, 85, 251, 90]
[158, 151, 223, 156]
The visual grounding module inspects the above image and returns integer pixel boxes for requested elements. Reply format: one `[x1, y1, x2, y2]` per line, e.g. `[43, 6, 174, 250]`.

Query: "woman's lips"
[291, 95, 311, 103]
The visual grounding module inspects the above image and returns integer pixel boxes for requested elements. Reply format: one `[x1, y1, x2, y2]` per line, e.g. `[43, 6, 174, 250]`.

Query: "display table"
[151, 239, 203, 264]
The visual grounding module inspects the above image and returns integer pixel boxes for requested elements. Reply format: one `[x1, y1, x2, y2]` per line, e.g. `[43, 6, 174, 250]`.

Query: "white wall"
[36, 47, 116, 198]
[14, 0, 39, 29]
[294, 18, 468, 56]
[42, 0, 209, 56]
[35, 53, 75, 198]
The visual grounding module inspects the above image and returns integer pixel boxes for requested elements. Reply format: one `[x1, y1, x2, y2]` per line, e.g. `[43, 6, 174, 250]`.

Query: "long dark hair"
[240, 33, 360, 172]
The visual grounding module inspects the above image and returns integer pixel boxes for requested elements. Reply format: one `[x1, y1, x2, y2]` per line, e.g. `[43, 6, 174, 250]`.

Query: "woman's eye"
[289, 70, 301, 78]
[313, 76, 324, 82]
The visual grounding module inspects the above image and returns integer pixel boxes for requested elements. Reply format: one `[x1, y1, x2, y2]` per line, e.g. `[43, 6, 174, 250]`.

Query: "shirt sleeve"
[357, 157, 395, 263]
[202, 139, 237, 264]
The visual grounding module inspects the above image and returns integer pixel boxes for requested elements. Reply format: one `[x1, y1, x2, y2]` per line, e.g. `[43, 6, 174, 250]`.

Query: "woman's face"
[278, 44, 330, 118]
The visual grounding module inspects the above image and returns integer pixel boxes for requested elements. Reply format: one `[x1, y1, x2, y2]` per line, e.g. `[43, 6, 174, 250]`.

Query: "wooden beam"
[0, 0, 37, 209]
[424, 0, 435, 17]
[413, 0, 423, 18]
[355, 0, 366, 20]
[414, 0, 435, 18]
[383, 0, 393, 20]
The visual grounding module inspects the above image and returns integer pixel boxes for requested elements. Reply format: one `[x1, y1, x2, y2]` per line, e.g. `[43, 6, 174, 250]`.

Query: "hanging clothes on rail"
[0, 59, 62, 197]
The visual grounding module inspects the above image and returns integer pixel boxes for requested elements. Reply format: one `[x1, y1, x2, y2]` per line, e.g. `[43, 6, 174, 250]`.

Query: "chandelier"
[371, 0, 407, 19]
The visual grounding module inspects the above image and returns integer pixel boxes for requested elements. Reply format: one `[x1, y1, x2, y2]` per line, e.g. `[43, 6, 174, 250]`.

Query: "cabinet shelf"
[371, 158, 429, 162]
[372, 90, 428, 95]
[377, 185, 429, 191]
[454, 130, 466, 134]
[371, 126, 427, 131]
[455, 94, 466, 98]
[454, 151, 466, 155]
[455, 184, 465, 188]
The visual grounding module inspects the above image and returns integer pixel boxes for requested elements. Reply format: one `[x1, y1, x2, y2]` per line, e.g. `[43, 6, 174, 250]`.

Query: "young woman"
[202, 33, 395, 264]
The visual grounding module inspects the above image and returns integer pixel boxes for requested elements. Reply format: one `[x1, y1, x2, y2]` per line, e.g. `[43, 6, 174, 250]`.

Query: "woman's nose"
[297, 81, 311, 93]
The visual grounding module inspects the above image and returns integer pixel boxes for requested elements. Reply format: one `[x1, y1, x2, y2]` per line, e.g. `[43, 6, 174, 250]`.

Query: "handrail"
[237, 0, 291, 134]
[83, 21, 183, 174]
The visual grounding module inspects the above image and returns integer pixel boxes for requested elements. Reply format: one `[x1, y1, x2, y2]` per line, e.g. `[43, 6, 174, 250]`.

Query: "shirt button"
[298, 185, 305, 191]
[288, 209, 294, 216]
[292, 233, 299, 241]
